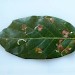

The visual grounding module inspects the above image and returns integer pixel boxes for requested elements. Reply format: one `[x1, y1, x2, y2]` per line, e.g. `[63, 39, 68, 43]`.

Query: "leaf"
[0, 16, 75, 59]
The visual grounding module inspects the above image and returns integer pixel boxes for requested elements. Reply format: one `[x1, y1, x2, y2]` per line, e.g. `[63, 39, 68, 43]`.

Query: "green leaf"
[0, 16, 75, 59]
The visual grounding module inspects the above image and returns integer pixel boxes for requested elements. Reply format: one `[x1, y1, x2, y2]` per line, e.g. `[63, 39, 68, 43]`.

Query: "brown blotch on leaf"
[62, 30, 69, 38]
[56, 39, 64, 52]
[56, 44, 64, 51]
[37, 25, 43, 31]
[35, 47, 42, 53]
[59, 39, 63, 44]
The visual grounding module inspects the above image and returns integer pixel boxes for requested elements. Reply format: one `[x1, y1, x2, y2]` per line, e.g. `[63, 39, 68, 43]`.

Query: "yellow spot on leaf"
[65, 47, 72, 53]
[49, 17, 54, 23]
[21, 24, 27, 31]
[35, 47, 42, 53]
[45, 17, 54, 23]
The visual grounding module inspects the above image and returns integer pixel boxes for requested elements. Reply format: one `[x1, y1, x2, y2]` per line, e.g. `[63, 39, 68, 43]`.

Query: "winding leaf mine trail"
[0, 16, 75, 59]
